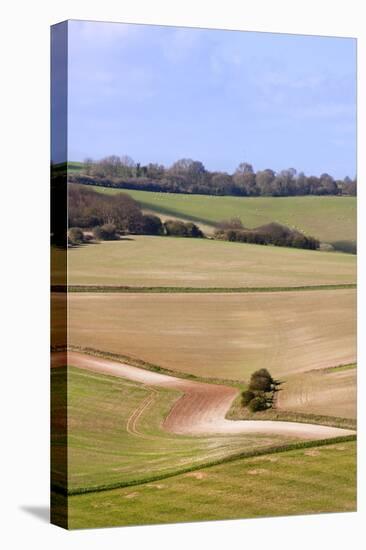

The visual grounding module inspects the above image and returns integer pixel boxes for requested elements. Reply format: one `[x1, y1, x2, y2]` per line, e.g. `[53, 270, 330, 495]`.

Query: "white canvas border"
[1, 1, 364, 549]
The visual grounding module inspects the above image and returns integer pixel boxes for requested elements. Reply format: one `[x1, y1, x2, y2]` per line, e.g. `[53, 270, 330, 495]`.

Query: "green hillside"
[91, 186, 356, 244]
[67, 440, 356, 528]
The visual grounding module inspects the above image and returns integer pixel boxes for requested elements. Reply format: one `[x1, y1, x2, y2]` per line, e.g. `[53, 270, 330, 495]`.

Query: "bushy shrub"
[248, 395, 268, 412]
[164, 220, 204, 238]
[93, 223, 118, 240]
[185, 222, 204, 238]
[164, 220, 186, 236]
[249, 368, 274, 392]
[68, 184, 144, 232]
[241, 390, 255, 407]
[214, 221, 319, 250]
[142, 214, 164, 235]
[67, 227, 84, 245]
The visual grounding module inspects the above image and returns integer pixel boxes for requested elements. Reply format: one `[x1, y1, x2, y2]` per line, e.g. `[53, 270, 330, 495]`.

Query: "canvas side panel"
[50, 20, 69, 530]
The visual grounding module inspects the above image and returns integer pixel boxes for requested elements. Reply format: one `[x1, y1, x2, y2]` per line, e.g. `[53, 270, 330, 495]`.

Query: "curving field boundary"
[53, 351, 355, 440]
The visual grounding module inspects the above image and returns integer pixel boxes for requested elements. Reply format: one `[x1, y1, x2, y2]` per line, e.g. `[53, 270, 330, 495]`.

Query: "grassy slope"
[66, 289, 356, 381]
[66, 440, 356, 528]
[61, 366, 289, 493]
[92, 186, 356, 243]
[67, 161, 84, 174]
[63, 236, 356, 288]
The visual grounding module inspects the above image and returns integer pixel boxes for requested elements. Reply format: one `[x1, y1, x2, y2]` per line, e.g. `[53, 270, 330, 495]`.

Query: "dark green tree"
[248, 395, 268, 412]
[249, 368, 274, 393]
[241, 390, 255, 407]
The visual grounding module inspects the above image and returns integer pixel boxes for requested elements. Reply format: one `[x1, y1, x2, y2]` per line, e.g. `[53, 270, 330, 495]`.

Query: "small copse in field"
[69, 184, 145, 233]
[69, 184, 204, 240]
[215, 219, 319, 250]
[249, 368, 277, 392]
[242, 369, 282, 413]
[164, 219, 204, 238]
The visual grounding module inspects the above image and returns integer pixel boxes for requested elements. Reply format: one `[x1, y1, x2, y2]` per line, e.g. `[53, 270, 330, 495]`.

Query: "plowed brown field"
[56, 351, 354, 439]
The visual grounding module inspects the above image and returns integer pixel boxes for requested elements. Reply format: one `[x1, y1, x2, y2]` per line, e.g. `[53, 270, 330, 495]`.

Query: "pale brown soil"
[65, 290, 356, 380]
[277, 367, 356, 419]
[54, 351, 355, 440]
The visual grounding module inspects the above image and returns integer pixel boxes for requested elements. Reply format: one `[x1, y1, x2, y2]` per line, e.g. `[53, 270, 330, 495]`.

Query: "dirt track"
[53, 351, 355, 440]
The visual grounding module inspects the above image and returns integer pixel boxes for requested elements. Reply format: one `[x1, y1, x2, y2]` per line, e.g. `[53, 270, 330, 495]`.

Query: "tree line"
[68, 185, 321, 251]
[67, 184, 203, 245]
[69, 156, 357, 197]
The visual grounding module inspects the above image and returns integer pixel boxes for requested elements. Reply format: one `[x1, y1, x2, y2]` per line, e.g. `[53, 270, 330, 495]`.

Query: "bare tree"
[83, 157, 94, 176]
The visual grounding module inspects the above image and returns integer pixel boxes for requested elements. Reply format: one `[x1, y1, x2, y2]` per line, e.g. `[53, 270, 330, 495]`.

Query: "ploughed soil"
[52, 351, 355, 439]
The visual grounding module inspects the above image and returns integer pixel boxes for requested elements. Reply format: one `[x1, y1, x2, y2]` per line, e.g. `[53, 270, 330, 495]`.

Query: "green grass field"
[92, 185, 356, 244]
[64, 440, 356, 528]
[66, 289, 356, 381]
[57, 181, 357, 528]
[63, 236, 356, 288]
[52, 363, 356, 528]
[58, 366, 290, 494]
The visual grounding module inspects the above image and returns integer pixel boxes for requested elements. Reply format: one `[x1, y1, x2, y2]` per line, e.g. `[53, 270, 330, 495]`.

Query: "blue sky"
[67, 20, 356, 179]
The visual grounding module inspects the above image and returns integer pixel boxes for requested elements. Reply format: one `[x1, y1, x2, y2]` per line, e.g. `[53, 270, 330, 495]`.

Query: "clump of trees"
[142, 214, 164, 235]
[69, 156, 357, 197]
[68, 185, 322, 251]
[215, 219, 319, 250]
[241, 369, 282, 413]
[68, 184, 204, 241]
[247, 395, 269, 412]
[68, 184, 147, 233]
[164, 220, 204, 238]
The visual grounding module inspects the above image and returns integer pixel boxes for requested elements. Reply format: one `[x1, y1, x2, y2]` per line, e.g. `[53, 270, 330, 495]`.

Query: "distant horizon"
[63, 20, 356, 179]
[64, 157, 356, 180]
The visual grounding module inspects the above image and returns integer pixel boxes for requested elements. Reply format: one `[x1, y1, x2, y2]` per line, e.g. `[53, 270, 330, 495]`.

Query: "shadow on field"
[20, 505, 49, 523]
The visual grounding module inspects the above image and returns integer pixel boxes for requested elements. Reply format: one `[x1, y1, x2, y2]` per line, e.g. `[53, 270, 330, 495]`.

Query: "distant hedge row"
[67, 155, 357, 197]
[215, 218, 319, 250]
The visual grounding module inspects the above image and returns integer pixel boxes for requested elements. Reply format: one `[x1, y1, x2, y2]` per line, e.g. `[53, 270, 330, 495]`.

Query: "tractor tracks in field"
[126, 388, 159, 439]
[56, 350, 355, 440]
